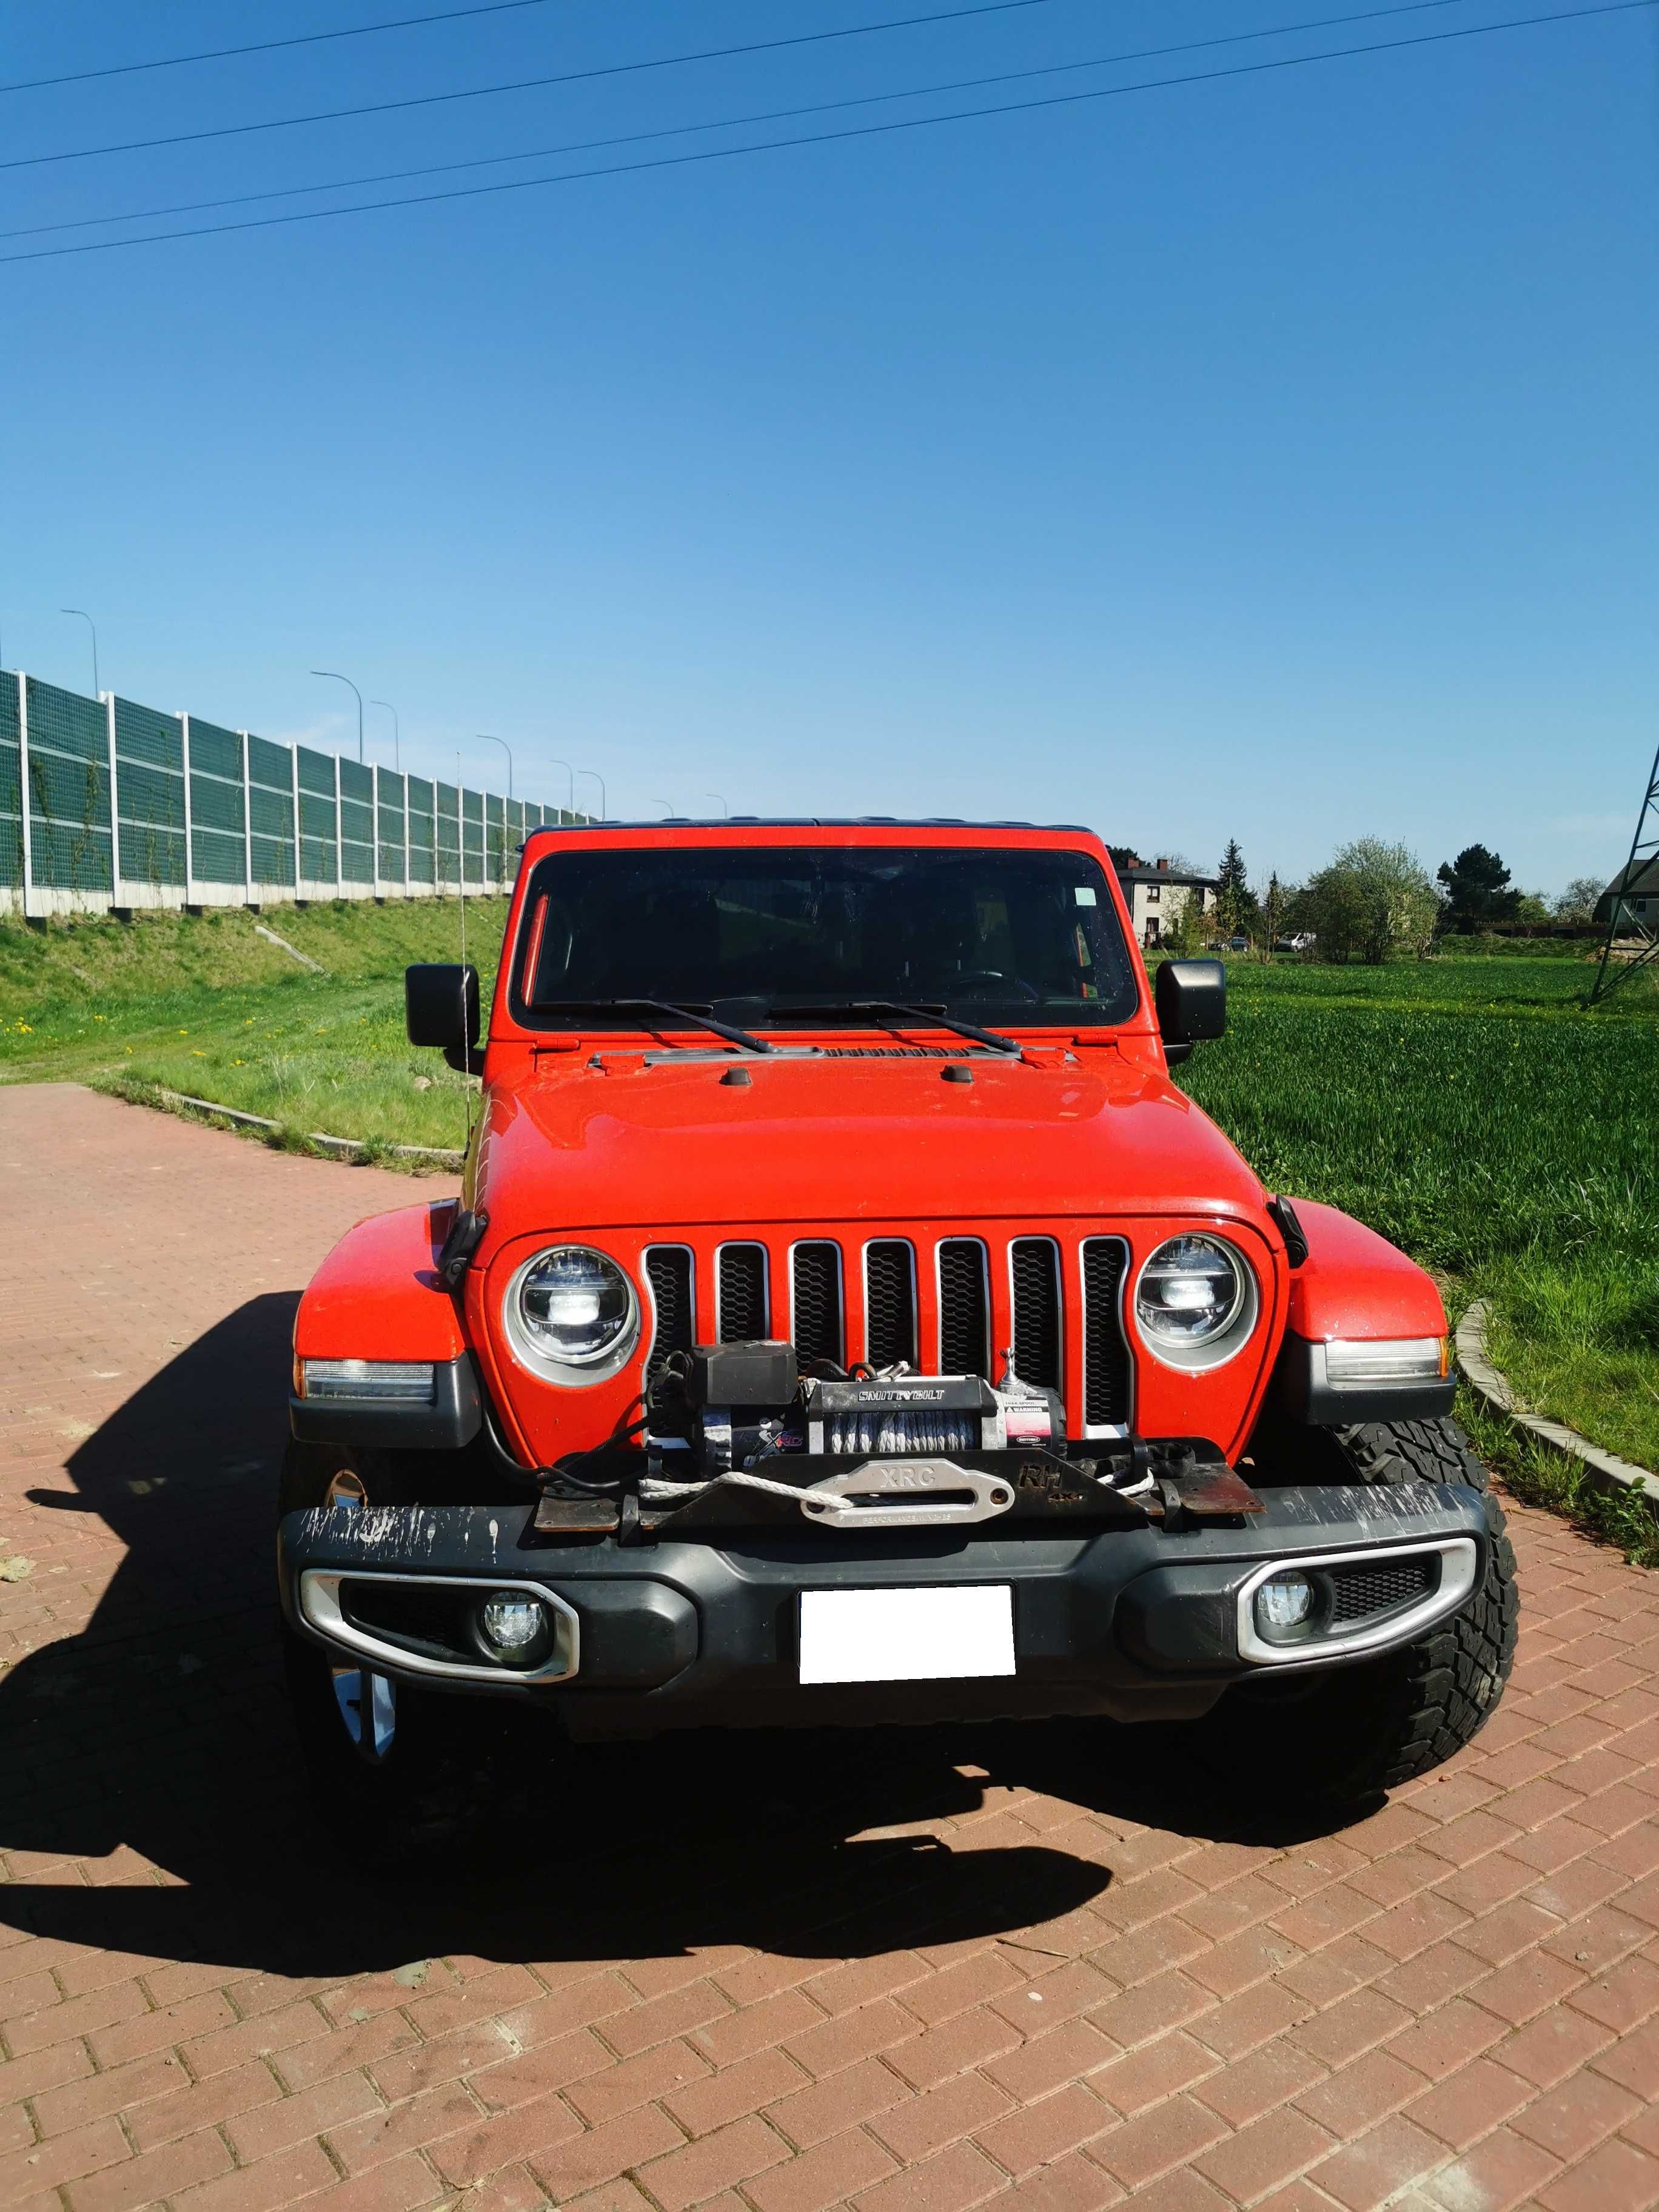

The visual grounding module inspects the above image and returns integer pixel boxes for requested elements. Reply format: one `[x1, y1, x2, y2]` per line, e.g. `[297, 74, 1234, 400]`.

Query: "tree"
[1435, 844, 1520, 934]
[1553, 877, 1605, 925]
[1297, 839, 1438, 964]
[1257, 870, 1288, 960]
[1160, 890, 1204, 957]
[1213, 839, 1261, 942]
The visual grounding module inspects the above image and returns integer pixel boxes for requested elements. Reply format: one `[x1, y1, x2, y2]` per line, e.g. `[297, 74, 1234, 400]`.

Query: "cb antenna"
[457, 749, 473, 1159]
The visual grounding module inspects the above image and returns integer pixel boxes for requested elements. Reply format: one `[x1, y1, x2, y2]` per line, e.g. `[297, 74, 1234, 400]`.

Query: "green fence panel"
[112, 700, 186, 888]
[188, 717, 241, 783]
[297, 745, 335, 796]
[250, 835, 296, 889]
[376, 773, 406, 881]
[1, 672, 21, 890]
[295, 749, 338, 885]
[244, 736, 295, 890]
[25, 679, 112, 892]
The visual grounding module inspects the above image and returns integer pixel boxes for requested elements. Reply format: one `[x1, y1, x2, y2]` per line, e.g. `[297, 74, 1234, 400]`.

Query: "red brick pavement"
[3, 1083, 1658, 2212]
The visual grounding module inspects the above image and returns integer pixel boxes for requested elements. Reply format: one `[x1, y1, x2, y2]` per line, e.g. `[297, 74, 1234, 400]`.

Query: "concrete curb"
[152, 1087, 465, 1170]
[1455, 1298, 1659, 1520]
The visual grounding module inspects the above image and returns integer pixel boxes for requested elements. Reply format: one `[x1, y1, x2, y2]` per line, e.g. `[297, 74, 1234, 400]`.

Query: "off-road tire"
[1201, 1415, 1518, 1803]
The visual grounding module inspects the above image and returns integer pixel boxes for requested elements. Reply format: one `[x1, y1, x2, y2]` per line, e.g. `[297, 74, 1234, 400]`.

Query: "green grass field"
[1178, 956, 1659, 1473]
[3, 907, 1655, 1473]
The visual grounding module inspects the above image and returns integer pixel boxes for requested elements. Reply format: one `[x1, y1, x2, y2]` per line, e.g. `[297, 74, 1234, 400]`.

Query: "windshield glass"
[511, 845, 1141, 1030]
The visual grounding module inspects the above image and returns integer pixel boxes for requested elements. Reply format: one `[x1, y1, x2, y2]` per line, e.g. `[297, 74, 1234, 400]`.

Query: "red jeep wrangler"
[278, 820, 1516, 1812]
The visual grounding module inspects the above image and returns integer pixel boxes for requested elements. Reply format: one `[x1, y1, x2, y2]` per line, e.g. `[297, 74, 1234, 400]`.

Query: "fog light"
[1255, 1571, 1315, 1639]
[477, 1590, 549, 1664]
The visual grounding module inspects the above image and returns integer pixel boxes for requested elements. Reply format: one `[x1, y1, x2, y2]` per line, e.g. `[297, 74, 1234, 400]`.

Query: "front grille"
[865, 1241, 917, 1369]
[937, 1239, 991, 1379]
[1010, 1237, 1061, 1391]
[717, 1243, 768, 1341]
[791, 1242, 843, 1366]
[676, 1230, 1132, 1436]
[1327, 1557, 1435, 1625]
[1081, 1238, 1132, 1430]
[643, 1246, 694, 1386]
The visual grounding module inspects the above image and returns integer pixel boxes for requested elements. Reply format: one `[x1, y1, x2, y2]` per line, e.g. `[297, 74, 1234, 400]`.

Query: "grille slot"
[791, 1242, 843, 1367]
[717, 1242, 769, 1341]
[937, 1239, 991, 1379]
[864, 1241, 917, 1369]
[1081, 1238, 1132, 1430]
[1010, 1238, 1062, 1390]
[1327, 1557, 1435, 1625]
[643, 1246, 694, 1387]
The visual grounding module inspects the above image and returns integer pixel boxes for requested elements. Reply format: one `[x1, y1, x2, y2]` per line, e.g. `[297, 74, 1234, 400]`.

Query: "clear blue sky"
[2, 0, 1654, 893]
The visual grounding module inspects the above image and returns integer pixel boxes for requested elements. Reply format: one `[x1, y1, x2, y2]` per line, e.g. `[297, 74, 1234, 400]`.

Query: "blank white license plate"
[798, 1585, 1015, 1686]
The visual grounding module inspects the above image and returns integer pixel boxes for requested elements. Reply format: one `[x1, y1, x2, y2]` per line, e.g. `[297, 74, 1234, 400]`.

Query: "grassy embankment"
[2, 910, 1655, 1502]
[0, 899, 503, 1159]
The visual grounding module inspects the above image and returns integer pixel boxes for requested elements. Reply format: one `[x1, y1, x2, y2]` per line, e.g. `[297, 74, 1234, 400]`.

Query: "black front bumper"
[278, 1483, 1491, 1739]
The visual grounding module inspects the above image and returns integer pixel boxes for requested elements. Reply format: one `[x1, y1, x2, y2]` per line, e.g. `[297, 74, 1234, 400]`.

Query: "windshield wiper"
[531, 999, 774, 1054]
[770, 1000, 1018, 1054]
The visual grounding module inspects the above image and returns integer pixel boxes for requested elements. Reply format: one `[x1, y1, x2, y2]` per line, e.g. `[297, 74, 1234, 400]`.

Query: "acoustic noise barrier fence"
[0, 670, 587, 918]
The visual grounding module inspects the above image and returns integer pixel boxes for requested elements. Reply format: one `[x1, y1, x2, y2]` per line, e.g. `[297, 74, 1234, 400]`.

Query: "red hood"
[469, 1045, 1267, 1233]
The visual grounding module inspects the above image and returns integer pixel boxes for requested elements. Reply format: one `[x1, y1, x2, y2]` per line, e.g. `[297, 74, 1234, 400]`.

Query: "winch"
[644, 1339, 1060, 1480]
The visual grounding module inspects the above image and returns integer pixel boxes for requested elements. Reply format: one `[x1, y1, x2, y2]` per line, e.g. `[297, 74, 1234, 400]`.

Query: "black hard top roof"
[526, 816, 1095, 833]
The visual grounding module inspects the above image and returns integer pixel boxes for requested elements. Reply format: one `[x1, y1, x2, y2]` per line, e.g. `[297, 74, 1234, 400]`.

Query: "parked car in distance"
[277, 817, 1517, 1832]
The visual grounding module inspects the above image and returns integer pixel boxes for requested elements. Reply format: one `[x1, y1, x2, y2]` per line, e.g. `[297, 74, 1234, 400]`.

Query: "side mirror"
[406, 963, 481, 1074]
[1154, 957, 1225, 1065]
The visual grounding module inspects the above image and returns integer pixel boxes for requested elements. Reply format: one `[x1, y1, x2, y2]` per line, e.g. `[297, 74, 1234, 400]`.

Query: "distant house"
[1114, 855, 1219, 948]
[1595, 855, 1659, 934]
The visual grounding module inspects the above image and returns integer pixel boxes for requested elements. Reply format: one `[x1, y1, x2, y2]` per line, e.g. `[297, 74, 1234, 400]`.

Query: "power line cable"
[0, 0, 558, 97]
[1, 0, 1645, 265]
[0, 0, 1487, 244]
[0, 0, 1064, 173]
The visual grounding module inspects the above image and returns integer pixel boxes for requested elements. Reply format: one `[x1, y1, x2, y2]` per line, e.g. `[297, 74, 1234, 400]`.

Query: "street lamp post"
[576, 769, 606, 822]
[548, 757, 575, 822]
[652, 798, 677, 819]
[370, 700, 400, 772]
[310, 671, 363, 762]
[477, 733, 512, 799]
[61, 609, 99, 695]
[704, 792, 729, 817]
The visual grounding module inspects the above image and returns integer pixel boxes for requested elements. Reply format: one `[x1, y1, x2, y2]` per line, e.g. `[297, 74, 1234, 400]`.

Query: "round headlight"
[506, 1246, 640, 1380]
[1134, 1235, 1256, 1371]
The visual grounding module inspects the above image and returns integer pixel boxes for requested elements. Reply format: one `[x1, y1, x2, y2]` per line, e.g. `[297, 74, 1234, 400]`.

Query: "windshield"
[510, 845, 1141, 1030]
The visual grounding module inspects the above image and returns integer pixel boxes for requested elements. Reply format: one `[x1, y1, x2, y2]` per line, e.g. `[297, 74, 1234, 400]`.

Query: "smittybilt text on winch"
[277, 820, 1517, 1812]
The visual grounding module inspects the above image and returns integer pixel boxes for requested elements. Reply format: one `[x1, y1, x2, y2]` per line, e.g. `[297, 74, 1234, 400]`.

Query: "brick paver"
[3, 1082, 1658, 2212]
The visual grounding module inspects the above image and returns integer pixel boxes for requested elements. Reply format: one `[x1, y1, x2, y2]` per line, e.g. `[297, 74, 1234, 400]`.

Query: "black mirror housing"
[406, 963, 480, 1072]
[1154, 958, 1226, 1059]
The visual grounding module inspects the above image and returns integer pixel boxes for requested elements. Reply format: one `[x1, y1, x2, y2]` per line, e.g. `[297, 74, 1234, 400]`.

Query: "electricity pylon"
[1590, 734, 1659, 1002]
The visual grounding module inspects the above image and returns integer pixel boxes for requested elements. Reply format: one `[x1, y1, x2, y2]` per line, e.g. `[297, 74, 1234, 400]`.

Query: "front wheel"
[279, 1442, 471, 1853]
[1200, 1415, 1519, 1803]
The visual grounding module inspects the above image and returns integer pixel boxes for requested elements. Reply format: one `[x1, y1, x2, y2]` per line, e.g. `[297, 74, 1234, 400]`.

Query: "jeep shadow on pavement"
[0, 1296, 1124, 1978]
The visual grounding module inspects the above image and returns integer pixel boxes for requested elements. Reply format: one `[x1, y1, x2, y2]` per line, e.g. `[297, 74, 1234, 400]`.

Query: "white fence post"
[240, 730, 253, 903]
[402, 774, 411, 894]
[289, 743, 301, 900]
[372, 765, 382, 900]
[179, 712, 195, 905]
[105, 692, 119, 905]
[333, 754, 343, 893]
[18, 672, 35, 920]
